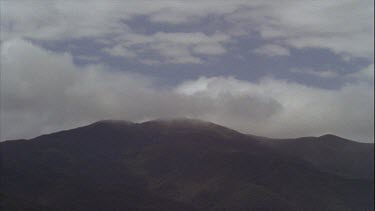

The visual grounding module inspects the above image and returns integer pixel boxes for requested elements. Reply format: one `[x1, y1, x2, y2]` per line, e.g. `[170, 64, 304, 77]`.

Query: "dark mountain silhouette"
[1, 119, 373, 211]
[258, 134, 374, 180]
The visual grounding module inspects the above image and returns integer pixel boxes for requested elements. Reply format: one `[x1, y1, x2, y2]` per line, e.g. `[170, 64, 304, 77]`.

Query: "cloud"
[75, 55, 100, 63]
[347, 64, 374, 82]
[253, 44, 290, 57]
[227, 0, 374, 59]
[176, 76, 374, 142]
[2, 39, 373, 142]
[2, 1, 372, 60]
[0, 39, 224, 138]
[105, 32, 230, 64]
[102, 45, 137, 58]
[193, 43, 227, 55]
[0, 1, 232, 64]
[0, 0, 132, 41]
[146, 0, 245, 24]
[1, 39, 147, 139]
[290, 68, 339, 78]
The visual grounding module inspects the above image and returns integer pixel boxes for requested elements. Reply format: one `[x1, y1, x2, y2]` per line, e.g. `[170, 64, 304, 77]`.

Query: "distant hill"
[258, 134, 374, 180]
[1, 119, 373, 211]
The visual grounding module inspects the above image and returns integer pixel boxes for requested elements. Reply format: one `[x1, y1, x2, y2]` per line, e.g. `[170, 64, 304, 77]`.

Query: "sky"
[0, 0, 373, 142]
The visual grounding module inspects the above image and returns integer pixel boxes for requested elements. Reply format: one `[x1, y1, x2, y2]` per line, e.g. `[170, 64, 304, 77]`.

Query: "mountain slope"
[1, 119, 373, 211]
[258, 134, 374, 180]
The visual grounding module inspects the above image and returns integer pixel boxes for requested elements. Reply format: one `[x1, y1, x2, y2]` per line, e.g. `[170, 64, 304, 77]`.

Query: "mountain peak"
[142, 117, 234, 130]
[142, 117, 213, 126]
[319, 134, 341, 139]
[91, 119, 134, 126]
[139, 118, 244, 138]
[317, 134, 361, 144]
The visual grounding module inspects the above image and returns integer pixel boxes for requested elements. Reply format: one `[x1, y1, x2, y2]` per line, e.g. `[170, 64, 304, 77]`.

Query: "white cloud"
[102, 45, 136, 58]
[1, 39, 373, 142]
[176, 76, 374, 142]
[0, 0, 132, 41]
[290, 68, 339, 78]
[279, 1, 374, 59]
[0, 39, 215, 139]
[1, 39, 147, 139]
[227, 0, 374, 59]
[146, 0, 250, 24]
[347, 64, 374, 82]
[0, 1, 233, 64]
[151, 32, 230, 63]
[2, 1, 372, 60]
[109, 32, 230, 64]
[253, 44, 290, 57]
[192, 43, 227, 55]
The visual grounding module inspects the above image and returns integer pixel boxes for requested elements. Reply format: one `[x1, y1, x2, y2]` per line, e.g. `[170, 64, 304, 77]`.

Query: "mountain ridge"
[4, 118, 370, 144]
[1, 118, 373, 211]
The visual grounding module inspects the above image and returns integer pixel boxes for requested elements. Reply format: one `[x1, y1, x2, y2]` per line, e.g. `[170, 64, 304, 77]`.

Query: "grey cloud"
[103, 32, 231, 64]
[2, 0, 372, 63]
[290, 68, 339, 79]
[1, 1, 373, 144]
[1, 39, 277, 140]
[1, 37, 373, 143]
[1, 1, 132, 40]
[102, 45, 137, 58]
[346, 64, 374, 82]
[226, 1, 374, 59]
[176, 76, 374, 142]
[193, 44, 227, 55]
[253, 44, 290, 57]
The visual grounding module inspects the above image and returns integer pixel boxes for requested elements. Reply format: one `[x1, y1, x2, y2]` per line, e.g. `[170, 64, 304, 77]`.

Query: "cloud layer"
[1, 39, 373, 142]
[1, 1, 373, 142]
[2, 0, 373, 62]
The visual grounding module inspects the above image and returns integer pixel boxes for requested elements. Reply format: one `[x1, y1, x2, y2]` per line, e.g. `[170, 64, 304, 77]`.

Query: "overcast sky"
[1, 0, 373, 142]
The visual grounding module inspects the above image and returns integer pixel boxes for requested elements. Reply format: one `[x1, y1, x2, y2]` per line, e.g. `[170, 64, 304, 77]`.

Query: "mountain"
[1, 119, 373, 211]
[258, 134, 374, 180]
